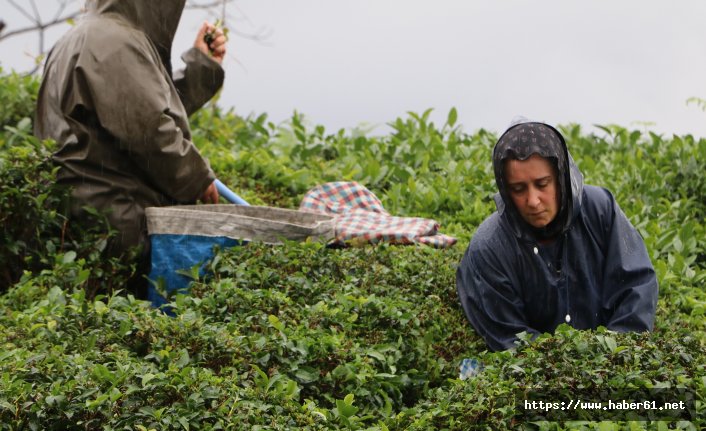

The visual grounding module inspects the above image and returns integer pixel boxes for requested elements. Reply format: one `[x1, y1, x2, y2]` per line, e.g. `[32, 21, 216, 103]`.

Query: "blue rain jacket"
[456, 123, 658, 351]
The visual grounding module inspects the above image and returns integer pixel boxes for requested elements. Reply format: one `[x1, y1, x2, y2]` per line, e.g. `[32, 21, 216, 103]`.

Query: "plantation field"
[1, 69, 705, 430]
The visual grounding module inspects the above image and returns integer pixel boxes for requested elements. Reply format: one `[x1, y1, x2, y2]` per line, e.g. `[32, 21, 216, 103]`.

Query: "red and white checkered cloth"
[300, 181, 457, 248]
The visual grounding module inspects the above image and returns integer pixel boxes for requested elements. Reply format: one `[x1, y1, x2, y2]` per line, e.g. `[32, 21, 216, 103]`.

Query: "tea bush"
[0, 116, 134, 295]
[0, 67, 39, 130]
[1, 70, 704, 430]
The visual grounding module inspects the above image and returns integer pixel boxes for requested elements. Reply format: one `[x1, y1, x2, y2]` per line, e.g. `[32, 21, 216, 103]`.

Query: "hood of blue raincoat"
[492, 118, 584, 240]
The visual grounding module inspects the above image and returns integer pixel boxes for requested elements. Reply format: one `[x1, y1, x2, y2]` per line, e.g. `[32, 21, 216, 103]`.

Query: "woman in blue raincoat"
[456, 119, 658, 351]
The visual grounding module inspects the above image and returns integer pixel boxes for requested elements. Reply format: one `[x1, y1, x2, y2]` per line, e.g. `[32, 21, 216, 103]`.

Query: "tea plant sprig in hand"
[197, 20, 228, 64]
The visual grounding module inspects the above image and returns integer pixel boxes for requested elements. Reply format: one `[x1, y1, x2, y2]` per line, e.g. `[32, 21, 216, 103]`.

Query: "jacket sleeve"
[597, 189, 659, 331]
[81, 37, 214, 203]
[173, 47, 225, 117]
[456, 230, 540, 351]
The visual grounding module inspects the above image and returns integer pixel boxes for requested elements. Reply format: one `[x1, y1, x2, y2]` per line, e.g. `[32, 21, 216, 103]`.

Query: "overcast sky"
[3, 0, 706, 137]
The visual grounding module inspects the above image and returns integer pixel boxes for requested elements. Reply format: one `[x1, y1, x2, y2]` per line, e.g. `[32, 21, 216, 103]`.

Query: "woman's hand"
[200, 181, 220, 204]
[194, 21, 227, 64]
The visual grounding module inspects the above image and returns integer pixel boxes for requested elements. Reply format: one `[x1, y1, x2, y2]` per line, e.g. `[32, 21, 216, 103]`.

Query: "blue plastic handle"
[214, 179, 249, 205]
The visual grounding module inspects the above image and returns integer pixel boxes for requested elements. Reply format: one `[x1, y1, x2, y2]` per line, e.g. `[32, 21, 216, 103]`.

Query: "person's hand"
[194, 21, 227, 64]
[200, 181, 220, 204]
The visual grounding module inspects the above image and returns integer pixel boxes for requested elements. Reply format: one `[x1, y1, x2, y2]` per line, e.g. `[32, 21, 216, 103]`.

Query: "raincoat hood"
[492, 119, 584, 241]
[85, 0, 186, 74]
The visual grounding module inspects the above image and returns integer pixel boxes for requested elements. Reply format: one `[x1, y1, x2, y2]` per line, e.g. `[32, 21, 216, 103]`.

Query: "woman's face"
[504, 154, 559, 228]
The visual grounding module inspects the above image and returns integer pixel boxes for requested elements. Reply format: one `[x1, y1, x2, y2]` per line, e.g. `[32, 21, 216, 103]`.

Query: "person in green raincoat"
[34, 0, 227, 296]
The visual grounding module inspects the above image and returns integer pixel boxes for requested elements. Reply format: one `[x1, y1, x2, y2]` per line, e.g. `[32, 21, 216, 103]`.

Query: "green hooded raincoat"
[34, 0, 224, 257]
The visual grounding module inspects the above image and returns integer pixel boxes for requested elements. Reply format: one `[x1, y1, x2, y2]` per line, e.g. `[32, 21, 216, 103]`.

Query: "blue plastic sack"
[145, 205, 336, 309]
[147, 234, 243, 308]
